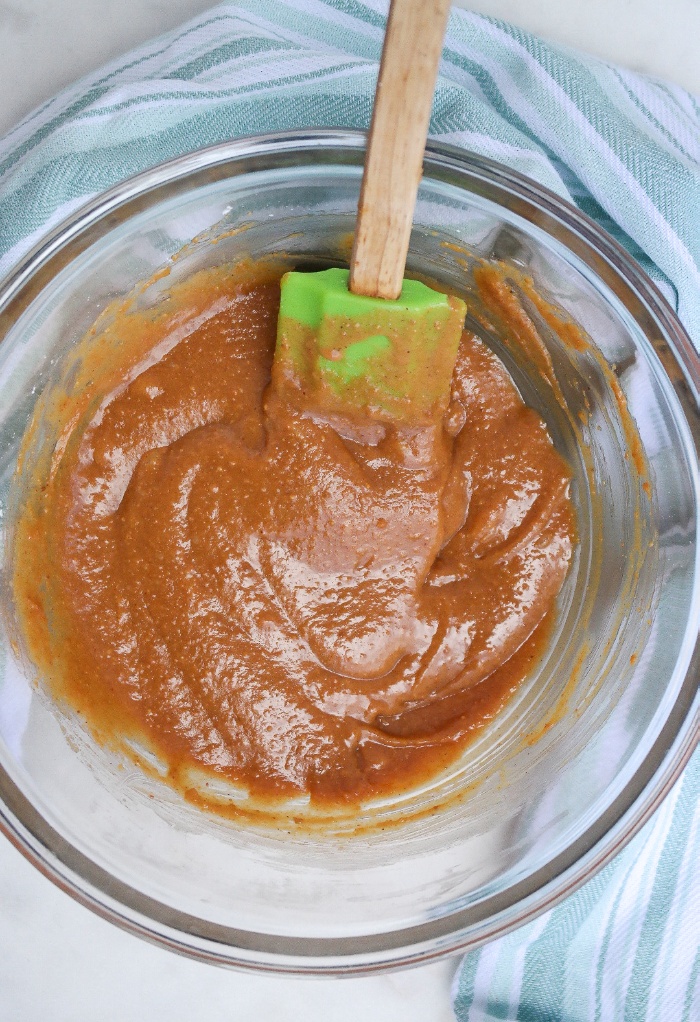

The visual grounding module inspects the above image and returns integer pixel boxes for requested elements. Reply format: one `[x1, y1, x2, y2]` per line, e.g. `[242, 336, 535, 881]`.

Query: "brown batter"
[12, 261, 575, 810]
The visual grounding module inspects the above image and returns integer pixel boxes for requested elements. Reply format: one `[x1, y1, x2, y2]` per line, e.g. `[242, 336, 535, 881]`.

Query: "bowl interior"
[0, 136, 698, 971]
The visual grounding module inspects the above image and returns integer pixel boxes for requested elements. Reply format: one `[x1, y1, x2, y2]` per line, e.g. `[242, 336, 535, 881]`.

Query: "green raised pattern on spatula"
[275, 267, 467, 424]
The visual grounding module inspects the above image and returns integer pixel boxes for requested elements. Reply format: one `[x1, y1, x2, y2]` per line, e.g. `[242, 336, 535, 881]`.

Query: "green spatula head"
[273, 268, 466, 426]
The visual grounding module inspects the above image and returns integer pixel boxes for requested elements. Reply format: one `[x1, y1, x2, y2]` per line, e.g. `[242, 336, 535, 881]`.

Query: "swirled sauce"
[13, 262, 575, 809]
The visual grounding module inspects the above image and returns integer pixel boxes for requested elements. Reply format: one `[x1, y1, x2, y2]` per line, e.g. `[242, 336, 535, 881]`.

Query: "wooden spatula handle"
[349, 0, 452, 300]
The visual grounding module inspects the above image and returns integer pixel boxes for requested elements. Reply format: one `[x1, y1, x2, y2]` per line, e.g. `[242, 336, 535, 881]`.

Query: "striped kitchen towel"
[0, 2, 698, 1019]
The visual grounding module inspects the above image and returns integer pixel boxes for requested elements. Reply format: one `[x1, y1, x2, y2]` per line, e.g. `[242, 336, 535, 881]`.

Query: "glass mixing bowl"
[0, 130, 698, 974]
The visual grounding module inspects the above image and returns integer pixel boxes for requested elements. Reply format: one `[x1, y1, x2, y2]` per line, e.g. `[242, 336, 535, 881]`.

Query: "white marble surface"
[0, 2, 695, 1020]
[0, 833, 460, 1021]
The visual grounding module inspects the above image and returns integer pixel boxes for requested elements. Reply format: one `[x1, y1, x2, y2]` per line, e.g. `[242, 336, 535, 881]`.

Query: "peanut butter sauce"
[12, 262, 575, 810]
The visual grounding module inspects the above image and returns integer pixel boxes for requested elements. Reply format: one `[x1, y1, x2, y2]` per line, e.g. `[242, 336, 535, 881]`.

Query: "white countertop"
[0, 835, 458, 1022]
[0, 2, 695, 1020]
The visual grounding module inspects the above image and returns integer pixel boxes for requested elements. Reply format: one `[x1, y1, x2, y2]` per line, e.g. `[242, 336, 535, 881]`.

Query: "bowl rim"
[0, 128, 698, 975]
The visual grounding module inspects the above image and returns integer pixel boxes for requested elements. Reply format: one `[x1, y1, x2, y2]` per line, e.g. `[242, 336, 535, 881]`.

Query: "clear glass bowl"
[0, 130, 698, 974]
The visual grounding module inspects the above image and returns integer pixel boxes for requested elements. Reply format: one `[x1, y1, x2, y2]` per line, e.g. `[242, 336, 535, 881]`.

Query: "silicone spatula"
[274, 0, 466, 426]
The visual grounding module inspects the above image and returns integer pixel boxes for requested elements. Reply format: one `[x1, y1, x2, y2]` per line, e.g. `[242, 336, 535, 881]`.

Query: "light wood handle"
[349, 0, 452, 300]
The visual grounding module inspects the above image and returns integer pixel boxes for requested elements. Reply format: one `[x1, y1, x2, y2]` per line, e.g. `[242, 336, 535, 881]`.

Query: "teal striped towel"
[0, 2, 698, 1019]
